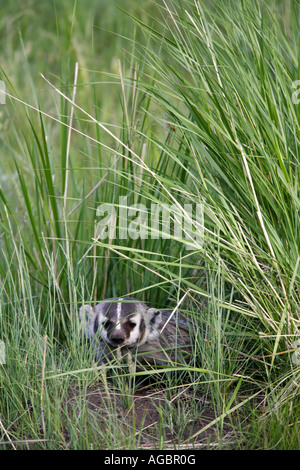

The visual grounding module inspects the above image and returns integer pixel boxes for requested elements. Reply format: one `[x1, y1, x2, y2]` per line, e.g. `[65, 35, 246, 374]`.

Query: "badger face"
[79, 297, 162, 349]
[99, 302, 145, 348]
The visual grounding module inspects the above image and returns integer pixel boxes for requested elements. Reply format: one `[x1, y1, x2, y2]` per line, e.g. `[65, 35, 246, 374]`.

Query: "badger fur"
[79, 297, 192, 367]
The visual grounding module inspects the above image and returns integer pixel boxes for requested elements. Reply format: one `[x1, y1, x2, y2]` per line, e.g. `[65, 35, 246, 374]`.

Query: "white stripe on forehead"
[115, 299, 123, 330]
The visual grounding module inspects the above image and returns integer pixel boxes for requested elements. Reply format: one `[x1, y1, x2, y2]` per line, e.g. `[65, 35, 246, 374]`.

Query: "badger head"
[79, 297, 162, 349]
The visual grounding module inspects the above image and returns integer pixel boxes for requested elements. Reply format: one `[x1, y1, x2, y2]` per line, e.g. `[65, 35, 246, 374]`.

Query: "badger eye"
[127, 320, 136, 329]
[104, 320, 112, 330]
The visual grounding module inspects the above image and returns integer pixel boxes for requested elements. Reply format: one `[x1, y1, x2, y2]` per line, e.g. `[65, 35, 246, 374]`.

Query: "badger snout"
[109, 331, 126, 346]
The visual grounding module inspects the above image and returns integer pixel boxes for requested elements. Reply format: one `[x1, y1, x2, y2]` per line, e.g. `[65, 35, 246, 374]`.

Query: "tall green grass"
[0, 0, 299, 449]
[126, 0, 300, 447]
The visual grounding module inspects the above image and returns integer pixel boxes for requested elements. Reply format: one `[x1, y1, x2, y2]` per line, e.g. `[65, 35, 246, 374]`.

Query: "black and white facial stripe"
[79, 297, 162, 349]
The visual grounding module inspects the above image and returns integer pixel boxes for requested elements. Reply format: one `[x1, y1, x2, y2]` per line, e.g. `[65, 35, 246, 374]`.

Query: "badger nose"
[110, 334, 125, 345]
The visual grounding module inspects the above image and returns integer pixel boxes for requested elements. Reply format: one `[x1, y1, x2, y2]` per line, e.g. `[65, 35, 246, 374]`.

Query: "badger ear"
[78, 304, 96, 339]
[146, 308, 162, 328]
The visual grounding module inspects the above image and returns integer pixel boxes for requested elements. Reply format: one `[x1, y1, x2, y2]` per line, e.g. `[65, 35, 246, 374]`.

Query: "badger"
[78, 297, 193, 367]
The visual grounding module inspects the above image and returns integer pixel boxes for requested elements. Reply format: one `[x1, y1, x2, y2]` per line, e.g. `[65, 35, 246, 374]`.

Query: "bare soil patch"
[65, 380, 236, 449]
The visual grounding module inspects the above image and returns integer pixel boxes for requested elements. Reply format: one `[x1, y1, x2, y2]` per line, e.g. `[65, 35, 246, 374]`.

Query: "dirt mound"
[65, 381, 235, 449]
